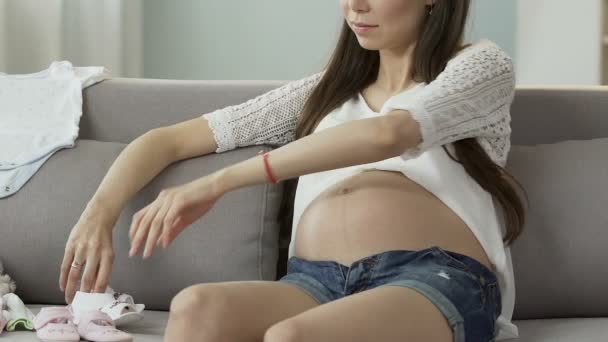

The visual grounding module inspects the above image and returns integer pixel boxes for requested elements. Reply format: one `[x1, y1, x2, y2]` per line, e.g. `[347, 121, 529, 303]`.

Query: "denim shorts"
[278, 246, 501, 342]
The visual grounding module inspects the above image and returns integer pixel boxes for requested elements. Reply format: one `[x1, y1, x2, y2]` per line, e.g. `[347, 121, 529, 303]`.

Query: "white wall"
[0, 0, 143, 76]
[604, 2, 608, 84]
[0, 1, 520, 80]
[467, 0, 516, 59]
[516, 0, 604, 85]
[143, 0, 342, 80]
[0, 0, 6, 71]
[0, 0, 63, 73]
[143, 0, 518, 81]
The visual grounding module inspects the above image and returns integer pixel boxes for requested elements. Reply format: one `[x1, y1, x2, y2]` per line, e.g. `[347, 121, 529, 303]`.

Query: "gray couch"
[1, 78, 607, 341]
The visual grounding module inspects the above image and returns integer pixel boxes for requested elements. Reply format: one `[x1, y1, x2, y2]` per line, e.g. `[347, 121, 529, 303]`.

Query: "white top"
[202, 39, 519, 340]
[0, 61, 108, 198]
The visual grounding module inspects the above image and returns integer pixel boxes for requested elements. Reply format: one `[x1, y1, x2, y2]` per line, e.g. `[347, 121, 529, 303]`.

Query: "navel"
[339, 187, 352, 195]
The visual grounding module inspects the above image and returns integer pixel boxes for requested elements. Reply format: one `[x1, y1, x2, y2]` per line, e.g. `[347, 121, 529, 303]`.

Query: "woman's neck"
[375, 41, 471, 95]
[376, 41, 418, 95]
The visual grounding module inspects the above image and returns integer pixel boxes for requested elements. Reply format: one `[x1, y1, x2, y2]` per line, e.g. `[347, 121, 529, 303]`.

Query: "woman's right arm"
[87, 121, 219, 220]
[60, 71, 323, 303]
[60, 123, 218, 303]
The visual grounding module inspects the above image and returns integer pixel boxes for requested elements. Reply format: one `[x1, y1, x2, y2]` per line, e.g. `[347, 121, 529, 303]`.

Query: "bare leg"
[164, 280, 320, 342]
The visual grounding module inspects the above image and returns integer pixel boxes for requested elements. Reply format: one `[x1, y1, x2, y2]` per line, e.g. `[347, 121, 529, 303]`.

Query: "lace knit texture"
[202, 72, 323, 153]
[202, 39, 515, 167]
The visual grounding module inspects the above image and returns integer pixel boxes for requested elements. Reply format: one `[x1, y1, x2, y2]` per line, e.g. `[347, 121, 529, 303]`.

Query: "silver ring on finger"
[71, 260, 85, 269]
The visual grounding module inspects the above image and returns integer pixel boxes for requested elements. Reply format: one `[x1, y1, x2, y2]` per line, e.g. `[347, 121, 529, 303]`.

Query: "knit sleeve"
[201, 71, 324, 153]
[383, 40, 515, 167]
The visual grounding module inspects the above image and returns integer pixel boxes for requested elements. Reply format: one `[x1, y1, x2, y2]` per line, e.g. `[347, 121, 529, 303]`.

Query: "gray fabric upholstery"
[0, 79, 606, 341]
[0, 139, 283, 311]
[79, 78, 285, 144]
[506, 318, 608, 341]
[505, 138, 608, 320]
[9, 306, 606, 342]
[510, 87, 608, 144]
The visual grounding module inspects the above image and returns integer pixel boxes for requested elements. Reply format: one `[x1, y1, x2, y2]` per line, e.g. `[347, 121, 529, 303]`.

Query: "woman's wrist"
[82, 199, 120, 229]
[210, 168, 232, 197]
[211, 152, 275, 195]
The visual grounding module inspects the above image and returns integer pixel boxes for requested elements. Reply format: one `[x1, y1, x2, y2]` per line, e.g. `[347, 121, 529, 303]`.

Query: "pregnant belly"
[294, 170, 494, 271]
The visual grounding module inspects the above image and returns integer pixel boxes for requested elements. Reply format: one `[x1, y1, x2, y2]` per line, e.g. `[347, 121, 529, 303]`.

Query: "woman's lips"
[352, 22, 378, 35]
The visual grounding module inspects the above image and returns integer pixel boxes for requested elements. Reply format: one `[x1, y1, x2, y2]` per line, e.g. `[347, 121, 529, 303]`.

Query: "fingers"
[59, 246, 75, 292]
[161, 215, 183, 248]
[129, 202, 155, 256]
[93, 252, 114, 293]
[64, 248, 86, 304]
[79, 251, 100, 293]
[129, 204, 147, 241]
[158, 204, 180, 248]
[143, 200, 171, 259]
[131, 188, 195, 257]
[130, 199, 161, 257]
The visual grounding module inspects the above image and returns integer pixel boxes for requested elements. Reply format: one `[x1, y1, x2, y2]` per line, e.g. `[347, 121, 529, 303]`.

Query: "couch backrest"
[510, 86, 608, 144]
[78, 78, 286, 143]
[79, 80, 608, 145]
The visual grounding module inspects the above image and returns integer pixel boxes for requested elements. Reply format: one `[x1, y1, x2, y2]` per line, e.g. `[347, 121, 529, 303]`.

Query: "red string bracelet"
[258, 151, 278, 184]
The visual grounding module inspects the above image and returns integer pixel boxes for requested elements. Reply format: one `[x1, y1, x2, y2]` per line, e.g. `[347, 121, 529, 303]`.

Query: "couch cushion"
[2, 306, 605, 341]
[504, 318, 608, 342]
[0, 139, 284, 310]
[505, 137, 608, 319]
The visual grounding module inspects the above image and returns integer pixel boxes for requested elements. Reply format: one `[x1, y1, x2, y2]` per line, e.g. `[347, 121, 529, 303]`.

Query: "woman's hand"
[128, 174, 225, 259]
[59, 208, 117, 304]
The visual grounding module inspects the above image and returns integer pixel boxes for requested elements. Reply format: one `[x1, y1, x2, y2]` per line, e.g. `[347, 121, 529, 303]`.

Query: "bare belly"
[294, 170, 495, 271]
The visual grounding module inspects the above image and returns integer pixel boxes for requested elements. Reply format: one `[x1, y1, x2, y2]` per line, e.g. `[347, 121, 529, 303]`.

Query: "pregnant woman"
[59, 0, 528, 341]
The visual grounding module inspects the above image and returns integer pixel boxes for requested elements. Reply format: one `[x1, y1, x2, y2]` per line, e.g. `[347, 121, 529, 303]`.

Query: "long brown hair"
[277, 1, 528, 271]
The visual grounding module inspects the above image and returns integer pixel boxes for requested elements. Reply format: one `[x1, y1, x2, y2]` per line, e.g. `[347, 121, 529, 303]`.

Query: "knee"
[168, 284, 228, 332]
[170, 284, 221, 313]
[264, 320, 305, 342]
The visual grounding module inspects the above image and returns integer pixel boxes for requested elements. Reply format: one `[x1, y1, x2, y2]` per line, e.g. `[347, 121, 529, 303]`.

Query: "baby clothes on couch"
[70, 286, 145, 327]
[0, 61, 109, 198]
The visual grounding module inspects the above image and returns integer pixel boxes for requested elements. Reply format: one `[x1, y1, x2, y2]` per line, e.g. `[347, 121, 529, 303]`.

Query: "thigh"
[170, 280, 320, 340]
[264, 285, 453, 342]
[371, 246, 501, 341]
[265, 247, 500, 342]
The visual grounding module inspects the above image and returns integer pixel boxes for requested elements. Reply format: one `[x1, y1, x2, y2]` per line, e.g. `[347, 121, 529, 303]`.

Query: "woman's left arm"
[214, 113, 411, 193]
[383, 40, 516, 167]
[215, 40, 516, 193]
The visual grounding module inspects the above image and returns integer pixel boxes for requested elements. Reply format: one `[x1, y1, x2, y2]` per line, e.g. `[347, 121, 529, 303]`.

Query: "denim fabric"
[278, 246, 501, 342]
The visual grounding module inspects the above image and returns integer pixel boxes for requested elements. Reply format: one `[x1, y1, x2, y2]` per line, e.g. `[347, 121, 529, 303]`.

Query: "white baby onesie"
[0, 61, 109, 198]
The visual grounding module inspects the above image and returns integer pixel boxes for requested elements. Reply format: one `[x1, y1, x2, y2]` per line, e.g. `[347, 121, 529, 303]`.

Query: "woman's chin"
[356, 39, 382, 51]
